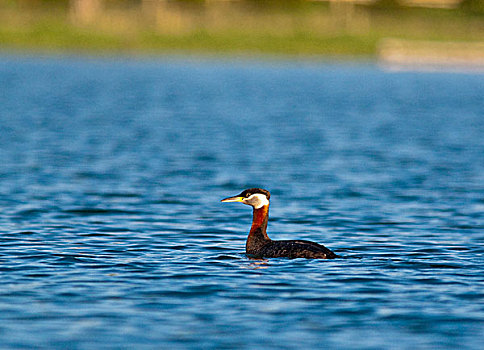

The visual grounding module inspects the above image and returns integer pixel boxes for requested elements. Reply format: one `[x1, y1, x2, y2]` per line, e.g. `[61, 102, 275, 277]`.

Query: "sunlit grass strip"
[0, 22, 377, 57]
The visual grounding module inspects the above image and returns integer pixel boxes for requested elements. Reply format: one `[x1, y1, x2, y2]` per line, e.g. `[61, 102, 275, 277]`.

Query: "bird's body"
[221, 188, 337, 259]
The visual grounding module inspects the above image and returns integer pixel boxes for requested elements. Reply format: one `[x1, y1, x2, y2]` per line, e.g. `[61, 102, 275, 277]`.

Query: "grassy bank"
[0, 25, 379, 57]
[0, 3, 483, 58]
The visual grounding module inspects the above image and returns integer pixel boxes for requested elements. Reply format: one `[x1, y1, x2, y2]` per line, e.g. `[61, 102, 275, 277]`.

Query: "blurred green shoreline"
[0, 1, 483, 59]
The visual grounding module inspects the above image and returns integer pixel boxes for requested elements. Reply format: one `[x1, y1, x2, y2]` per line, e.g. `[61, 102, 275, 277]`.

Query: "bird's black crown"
[240, 188, 270, 199]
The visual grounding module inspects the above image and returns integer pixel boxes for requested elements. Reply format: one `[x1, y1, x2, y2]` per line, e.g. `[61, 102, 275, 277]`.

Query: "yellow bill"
[221, 196, 244, 203]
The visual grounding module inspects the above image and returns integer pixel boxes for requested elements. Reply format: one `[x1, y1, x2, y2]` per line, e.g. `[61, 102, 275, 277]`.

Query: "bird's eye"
[246, 193, 251, 198]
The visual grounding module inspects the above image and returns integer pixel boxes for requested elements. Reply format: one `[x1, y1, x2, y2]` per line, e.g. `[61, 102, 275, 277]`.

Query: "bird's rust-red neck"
[249, 205, 270, 239]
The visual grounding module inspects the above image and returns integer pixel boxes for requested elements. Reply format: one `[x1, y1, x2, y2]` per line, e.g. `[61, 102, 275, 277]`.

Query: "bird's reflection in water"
[247, 257, 269, 269]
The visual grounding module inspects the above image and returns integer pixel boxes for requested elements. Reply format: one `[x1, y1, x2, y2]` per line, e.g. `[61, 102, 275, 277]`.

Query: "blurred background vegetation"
[0, 0, 483, 58]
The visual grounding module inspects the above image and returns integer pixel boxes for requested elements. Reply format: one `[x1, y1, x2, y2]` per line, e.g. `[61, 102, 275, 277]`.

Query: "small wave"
[207, 254, 241, 261]
[62, 208, 144, 216]
[86, 192, 142, 198]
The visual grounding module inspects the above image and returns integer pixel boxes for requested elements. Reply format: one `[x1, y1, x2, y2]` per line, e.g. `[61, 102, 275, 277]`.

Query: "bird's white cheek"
[251, 194, 269, 209]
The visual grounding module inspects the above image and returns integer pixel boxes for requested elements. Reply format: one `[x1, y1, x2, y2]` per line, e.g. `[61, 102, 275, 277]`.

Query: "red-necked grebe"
[221, 188, 337, 259]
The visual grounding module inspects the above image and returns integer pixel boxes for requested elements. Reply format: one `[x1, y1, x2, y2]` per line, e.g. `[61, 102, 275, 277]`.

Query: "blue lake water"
[0, 54, 483, 349]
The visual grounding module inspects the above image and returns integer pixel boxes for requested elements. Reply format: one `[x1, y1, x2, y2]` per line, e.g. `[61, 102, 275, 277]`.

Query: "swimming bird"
[221, 188, 337, 259]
